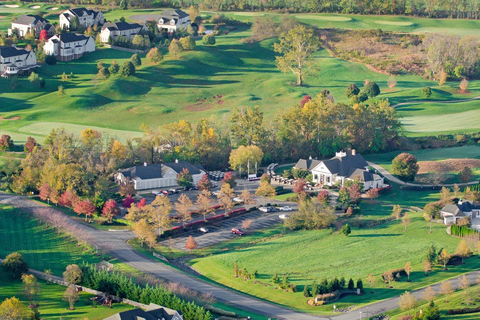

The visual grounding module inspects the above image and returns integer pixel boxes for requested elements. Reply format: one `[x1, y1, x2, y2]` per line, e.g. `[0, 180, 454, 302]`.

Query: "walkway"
[367, 161, 479, 188]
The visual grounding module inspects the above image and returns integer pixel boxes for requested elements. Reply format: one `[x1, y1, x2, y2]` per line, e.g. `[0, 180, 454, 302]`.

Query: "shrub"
[422, 86, 432, 98]
[364, 81, 380, 97]
[202, 34, 216, 45]
[130, 53, 141, 67]
[392, 153, 419, 182]
[120, 61, 135, 77]
[1, 252, 28, 279]
[146, 47, 163, 65]
[346, 83, 360, 97]
[0, 134, 14, 151]
[179, 36, 196, 50]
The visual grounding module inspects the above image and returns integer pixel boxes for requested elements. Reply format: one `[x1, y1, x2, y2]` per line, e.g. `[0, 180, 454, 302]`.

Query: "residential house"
[157, 9, 190, 33]
[59, 7, 104, 30]
[294, 149, 384, 190]
[440, 200, 480, 225]
[8, 14, 55, 38]
[43, 33, 95, 61]
[115, 160, 206, 190]
[100, 21, 144, 43]
[0, 46, 37, 78]
[104, 303, 183, 320]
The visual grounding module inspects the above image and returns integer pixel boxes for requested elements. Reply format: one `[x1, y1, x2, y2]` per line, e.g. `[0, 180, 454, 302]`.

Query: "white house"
[115, 160, 206, 191]
[440, 200, 480, 225]
[104, 303, 183, 320]
[0, 46, 37, 78]
[295, 150, 384, 190]
[59, 7, 104, 30]
[100, 21, 144, 43]
[157, 9, 190, 33]
[43, 33, 95, 61]
[8, 14, 55, 38]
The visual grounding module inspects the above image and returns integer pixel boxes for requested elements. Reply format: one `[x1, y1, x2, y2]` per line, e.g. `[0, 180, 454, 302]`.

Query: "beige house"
[0, 46, 37, 78]
[43, 33, 95, 61]
[100, 21, 144, 43]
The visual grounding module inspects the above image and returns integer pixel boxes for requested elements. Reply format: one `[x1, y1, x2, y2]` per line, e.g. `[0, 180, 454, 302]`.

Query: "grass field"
[0, 205, 102, 275]
[189, 202, 477, 314]
[1, 6, 480, 143]
[0, 273, 134, 320]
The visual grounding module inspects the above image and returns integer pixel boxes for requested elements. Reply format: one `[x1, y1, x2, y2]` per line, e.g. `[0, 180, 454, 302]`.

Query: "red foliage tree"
[39, 183, 51, 201]
[24, 137, 37, 153]
[348, 183, 361, 203]
[137, 198, 146, 208]
[73, 199, 96, 221]
[0, 134, 14, 151]
[102, 199, 119, 223]
[299, 95, 312, 107]
[366, 188, 379, 199]
[197, 174, 213, 191]
[39, 29, 48, 42]
[122, 195, 135, 208]
[222, 171, 236, 188]
[185, 235, 198, 251]
[293, 179, 307, 197]
[317, 190, 329, 204]
[59, 190, 78, 208]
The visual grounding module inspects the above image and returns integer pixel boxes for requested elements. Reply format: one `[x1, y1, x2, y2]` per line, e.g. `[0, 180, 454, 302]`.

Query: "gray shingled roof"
[295, 158, 322, 171]
[320, 150, 368, 176]
[161, 9, 189, 19]
[103, 307, 177, 320]
[13, 14, 48, 26]
[120, 161, 204, 180]
[347, 168, 379, 182]
[58, 33, 91, 43]
[441, 204, 464, 217]
[102, 21, 142, 31]
[0, 46, 28, 58]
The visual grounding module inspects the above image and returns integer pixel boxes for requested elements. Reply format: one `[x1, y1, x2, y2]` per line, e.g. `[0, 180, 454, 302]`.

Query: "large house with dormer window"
[8, 14, 55, 38]
[440, 200, 480, 226]
[295, 149, 384, 190]
[157, 9, 190, 33]
[59, 7, 104, 30]
[43, 33, 95, 61]
[100, 21, 144, 43]
[0, 46, 37, 78]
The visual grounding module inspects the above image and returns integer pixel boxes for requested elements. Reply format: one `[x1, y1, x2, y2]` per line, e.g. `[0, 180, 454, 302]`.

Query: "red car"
[231, 228, 245, 236]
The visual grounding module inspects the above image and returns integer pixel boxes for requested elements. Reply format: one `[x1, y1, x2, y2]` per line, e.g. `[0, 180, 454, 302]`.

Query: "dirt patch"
[418, 159, 480, 173]
[183, 94, 224, 112]
[0, 116, 21, 121]
[457, 90, 472, 94]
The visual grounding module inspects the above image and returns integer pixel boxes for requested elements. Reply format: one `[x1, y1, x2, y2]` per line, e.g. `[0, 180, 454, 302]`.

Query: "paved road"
[367, 161, 480, 188]
[3, 193, 480, 320]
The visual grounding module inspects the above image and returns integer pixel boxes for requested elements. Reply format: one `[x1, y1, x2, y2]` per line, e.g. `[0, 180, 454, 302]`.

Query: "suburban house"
[0, 46, 37, 78]
[157, 9, 190, 33]
[100, 21, 144, 43]
[115, 160, 206, 190]
[8, 14, 55, 38]
[104, 303, 183, 320]
[294, 149, 384, 190]
[43, 33, 95, 61]
[59, 7, 104, 30]
[440, 200, 480, 225]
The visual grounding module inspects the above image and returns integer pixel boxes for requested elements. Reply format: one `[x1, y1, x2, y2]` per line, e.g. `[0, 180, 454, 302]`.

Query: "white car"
[233, 197, 244, 203]
[259, 207, 271, 213]
[279, 214, 290, 220]
[199, 227, 209, 233]
[279, 206, 293, 211]
[152, 190, 161, 195]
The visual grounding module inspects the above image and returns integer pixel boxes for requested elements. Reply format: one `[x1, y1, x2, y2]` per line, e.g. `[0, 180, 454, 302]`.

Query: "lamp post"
[359, 311, 362, 320]
[333, 305, 336, 313]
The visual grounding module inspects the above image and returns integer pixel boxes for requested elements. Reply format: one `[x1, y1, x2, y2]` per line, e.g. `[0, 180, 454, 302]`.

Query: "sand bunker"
[5, 4, 20, 8]
[374, 20, 413, 26]
[47, 6, 59, 10]
[30, 5, 41, 9]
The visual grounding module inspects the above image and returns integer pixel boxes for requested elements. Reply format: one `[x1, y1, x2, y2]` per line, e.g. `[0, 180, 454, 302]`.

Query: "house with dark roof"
[59, 7, 104, 30]
[440, 200, 480, 225]
[8, 14, 55, 38]
[0, 46, 37, 78]
[294, 150, 384, 190]
[100, 21, 144, 43]
[104, 303, 183, 320]
[115, 160, 206, 190]
[157, 9, 190, 33]
[43, 33, 95, 61]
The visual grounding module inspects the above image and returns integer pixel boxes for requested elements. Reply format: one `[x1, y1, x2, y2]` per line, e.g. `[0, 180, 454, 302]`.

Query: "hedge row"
[79, 263, 211, 320]
[451, 224, 479, 237]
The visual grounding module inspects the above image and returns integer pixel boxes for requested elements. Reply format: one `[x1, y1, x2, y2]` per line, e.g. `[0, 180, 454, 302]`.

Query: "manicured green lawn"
[2, 9, 480, 143]
[0, 273, 134, 320]
[0, 205, 102, 275]
[189, 207, 477, 314]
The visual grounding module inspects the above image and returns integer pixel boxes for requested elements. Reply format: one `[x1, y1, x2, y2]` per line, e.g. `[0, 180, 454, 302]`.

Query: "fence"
[104, 44, 149, 54]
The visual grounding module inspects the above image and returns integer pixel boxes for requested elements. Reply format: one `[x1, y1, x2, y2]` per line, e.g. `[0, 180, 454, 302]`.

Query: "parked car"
[259, 207, 271, 213]
[169, 188, 178, 194]
[231, 228, 245, 236]
[212, 191, 220, 196]
[152, 190, 161, 195]
[161, 190, 170, 195]
[233, 197, 244, 203]
[279, 214, 289, 220]
[199, 227, 209, 233]
[279, 206, 293, 211]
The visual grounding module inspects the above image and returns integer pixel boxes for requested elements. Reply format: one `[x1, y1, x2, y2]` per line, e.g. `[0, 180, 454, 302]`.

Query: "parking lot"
[158, 208, 292, 250]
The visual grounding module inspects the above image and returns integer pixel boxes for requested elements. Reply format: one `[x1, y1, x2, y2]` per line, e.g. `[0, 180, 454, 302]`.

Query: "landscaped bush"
[382, 268, 406, 281]
[447, 306, 480, 315]
[79, 263, 211, 320]
[451, 224, 479, 237]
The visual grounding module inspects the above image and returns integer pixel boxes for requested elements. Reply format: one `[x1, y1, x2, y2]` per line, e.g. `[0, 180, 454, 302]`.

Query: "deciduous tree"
[146, 47, 163, 65]
[0, 134, 14, 151]
[392, 153, 419, 182]
[1, 252, 28, 279]
[177, 168, 193, 189]
[0, 297, 27, 320]
[22, 274, 40, 307]
[63, 285, 79, 310]
[185, 235, 198, 251]
[133, 219, 156, 247]
[169, 39, 183, 58]
[422, 286, 436, 303]
[404, 261, 412, 281]
[399, 291, 417, 313]
[440, 281, 454, 302]
[456, 239, 470, 263]
[196, 190, 213, 221]
[274, 25, 319, 86]
[439, 248, 449, 270]
[102, 200, 119, 223]
[176, 194, 193, 227]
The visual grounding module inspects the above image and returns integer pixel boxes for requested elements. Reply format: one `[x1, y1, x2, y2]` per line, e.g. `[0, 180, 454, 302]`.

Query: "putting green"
[18, 122, 143, 143]
[374, 20, 414, 26]
[297, 15, 352, 22]
[402, 109, 480, 133]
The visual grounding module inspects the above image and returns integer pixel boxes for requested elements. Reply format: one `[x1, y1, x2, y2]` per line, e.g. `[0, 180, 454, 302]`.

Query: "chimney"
[175, 159, 179, 163]
[352, 149, 356, 156]
[143, 162, 147, 166]
[309, 155, 312, 160]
